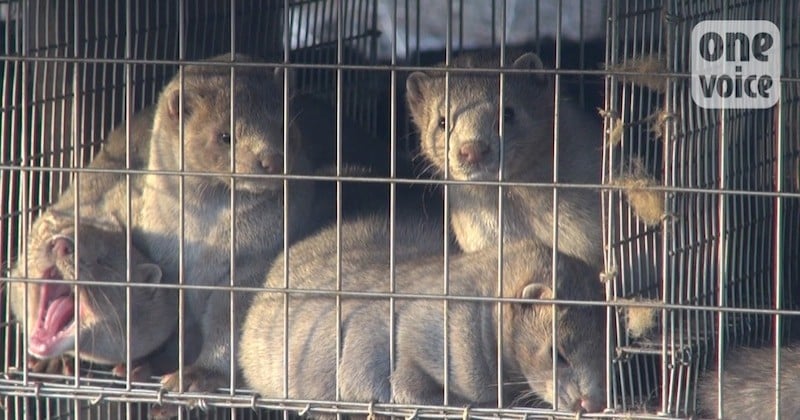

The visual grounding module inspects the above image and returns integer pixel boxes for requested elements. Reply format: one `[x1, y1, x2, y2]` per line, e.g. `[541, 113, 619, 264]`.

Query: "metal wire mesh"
[1, 0, 798, 419]
[1, 1, 379, 419]
[604, 0, 800, 416]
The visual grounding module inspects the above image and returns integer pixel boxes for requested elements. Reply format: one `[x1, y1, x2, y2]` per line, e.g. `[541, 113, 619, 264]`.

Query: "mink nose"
[575, 397, 603, 413]
[260, 153, 284, 175]
[51, 237, 73, 258]
[458, 142, 489, 164]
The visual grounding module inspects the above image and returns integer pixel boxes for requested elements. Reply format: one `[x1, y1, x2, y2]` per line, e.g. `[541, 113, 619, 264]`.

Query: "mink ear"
[135, 263, 163, 284]
[519, 283, 553, 301]
[136, 262, 169, 300]
[405, 72, 430, 124]
[406, 72, 428, 107]
[512, 52, 548, 87]
[164, 86, 192, 122]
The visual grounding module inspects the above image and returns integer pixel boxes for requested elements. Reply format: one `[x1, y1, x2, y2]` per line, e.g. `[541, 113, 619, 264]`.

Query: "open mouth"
[28, 270, 76, 359]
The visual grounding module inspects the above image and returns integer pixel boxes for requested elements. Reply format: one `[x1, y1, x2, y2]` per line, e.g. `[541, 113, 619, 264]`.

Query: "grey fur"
[9, 103, 167, 368]
[240, 216, 605, 415]
[697, 345, 800, 419]
[135, 54, 315, 394]
[43, 106, 153, 230]
[406, 50, 602, 268]
[8, 220, 176, 365]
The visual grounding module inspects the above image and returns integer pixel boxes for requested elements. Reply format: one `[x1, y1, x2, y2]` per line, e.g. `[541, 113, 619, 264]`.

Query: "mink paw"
[111, 361, 154, 382]
[149, 365, 228, 419]
[27, 355, 75, 376]
[160, 364, 227, 392]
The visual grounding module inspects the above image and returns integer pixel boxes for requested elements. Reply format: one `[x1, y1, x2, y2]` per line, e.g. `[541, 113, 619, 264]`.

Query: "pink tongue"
[29, 284, 75, 356]
[42, 296, 74, 333]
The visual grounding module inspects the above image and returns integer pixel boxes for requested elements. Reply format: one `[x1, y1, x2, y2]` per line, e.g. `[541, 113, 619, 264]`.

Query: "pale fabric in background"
[290, 0, 608, 60]
[1, 1, 608, 60]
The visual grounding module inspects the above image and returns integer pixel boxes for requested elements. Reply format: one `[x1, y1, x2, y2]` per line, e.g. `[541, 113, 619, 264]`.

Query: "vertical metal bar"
[124, 0, 134, 402]
[282, 0, 291, 410]
[335, 0, 344, 413]
[228, 0, 238, 402]
[100, 2, 112, 156]
[661, 2, 676, 415]
[19, 0, 31, 389]
[773, 2, 787, 418]
[71, 0, 81, 388]
[660, 0, 673, 412]
[442, 0, 453, 406]
[389, 0, 399, 402]
[602, 0, 618, 410]
[177, 0, 186, 398]
[715, 2, 731, 416]
[42, 2, 55, 207]
[495, 0, 507, 409]
[1, 0, 16, 384]
[550, 0, 563, 411]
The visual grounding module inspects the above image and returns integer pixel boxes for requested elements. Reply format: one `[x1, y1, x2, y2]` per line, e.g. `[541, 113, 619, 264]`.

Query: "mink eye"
[437, 116, 446, 130]
[503, 106, 516, 124]
[550, 347, 570, 366]
[218, 132, 232, 145]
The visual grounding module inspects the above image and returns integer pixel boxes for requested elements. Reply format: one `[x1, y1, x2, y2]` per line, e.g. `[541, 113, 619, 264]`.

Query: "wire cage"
[603, 0, 800, 417]
[1, 0, 381, 419]
[1, 0, 798, 419]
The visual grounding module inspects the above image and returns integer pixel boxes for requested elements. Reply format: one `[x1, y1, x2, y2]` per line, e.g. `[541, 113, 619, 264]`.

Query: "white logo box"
[691, 20, 782, 109]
